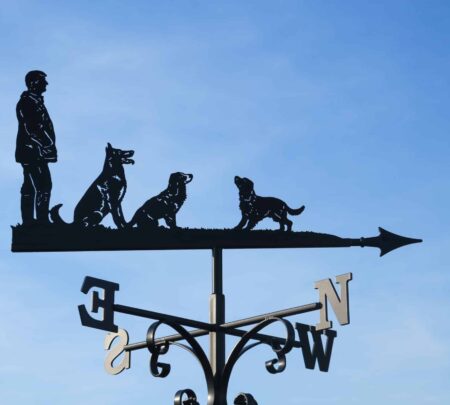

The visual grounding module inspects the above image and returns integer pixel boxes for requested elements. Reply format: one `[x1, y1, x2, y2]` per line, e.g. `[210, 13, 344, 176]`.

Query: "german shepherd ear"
[106, 142, 112, 150]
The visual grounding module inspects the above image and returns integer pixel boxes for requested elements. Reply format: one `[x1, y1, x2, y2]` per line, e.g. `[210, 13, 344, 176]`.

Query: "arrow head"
[377, 227, 422, 256]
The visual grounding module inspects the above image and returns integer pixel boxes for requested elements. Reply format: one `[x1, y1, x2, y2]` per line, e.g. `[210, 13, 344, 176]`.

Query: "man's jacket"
[15, 91, 57, 164]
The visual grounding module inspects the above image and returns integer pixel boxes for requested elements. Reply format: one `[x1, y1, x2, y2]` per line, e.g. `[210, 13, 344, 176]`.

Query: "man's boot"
[36, 192, 51, 225]
[20, 193, 35, 226]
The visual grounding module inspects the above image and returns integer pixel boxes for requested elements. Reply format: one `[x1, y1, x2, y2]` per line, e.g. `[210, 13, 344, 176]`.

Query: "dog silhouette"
[128, 172, 193, 229]
[50, 143, 134, 228]
[234, 176, 305, 231]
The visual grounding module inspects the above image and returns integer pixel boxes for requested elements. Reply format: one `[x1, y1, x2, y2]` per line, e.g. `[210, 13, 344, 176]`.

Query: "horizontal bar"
[125, 328, 208, 351]
[125, 326, 305, 352]
[221, 302, 322, 330]
[215, 327, 306, 349]
[114, 304, 214, 331]
[11, 227, 354, 252]
[124, 302, 321, 351]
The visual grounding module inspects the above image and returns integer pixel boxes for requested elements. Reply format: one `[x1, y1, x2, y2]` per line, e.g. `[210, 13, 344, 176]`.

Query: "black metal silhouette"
[71, 225, 420, 404]
[78, 269, 340, 405]
[50, 143, 134, 228]
[10, 75, 423, 404]
[11, 226, 422, 254]
[146, 321, 214, 404]
[16, 70, 57, 225]
[78, 276, 119, 332]
[234, 176, 305, 231]
[295, 323, 336, 372]
[174, 389, 201, 405]
[234, 393, 258, 405]
[128, 172, 193, 229]
[11, 140, 422, 256]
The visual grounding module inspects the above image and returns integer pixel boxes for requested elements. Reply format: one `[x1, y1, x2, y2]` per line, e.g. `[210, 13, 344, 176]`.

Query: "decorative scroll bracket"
[80, 269, 345, 405]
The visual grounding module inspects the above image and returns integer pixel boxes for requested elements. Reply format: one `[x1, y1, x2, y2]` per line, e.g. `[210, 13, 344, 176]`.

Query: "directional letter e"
[315, 273, 352, 331]
[78, 276, 120, 332]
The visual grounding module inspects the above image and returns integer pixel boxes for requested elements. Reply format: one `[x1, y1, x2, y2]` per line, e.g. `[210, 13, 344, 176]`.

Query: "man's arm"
[18, 99, 53, 148]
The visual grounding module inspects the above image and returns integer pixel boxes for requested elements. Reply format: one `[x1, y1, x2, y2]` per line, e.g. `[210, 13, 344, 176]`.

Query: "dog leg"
[277, 211, 292, 232]
[117, 205, 127, 228]
[132, 212, 158, 229]
[234, 216, 248, 230]
[140, 217, 158, 229]
[271, 211, 284, 231]
[285, 218, 293, 231]
[111, 205, 126, 229]
[244, 219, 258, 230]
[164, 215, 178, 229]
[80, 211, 104, 227]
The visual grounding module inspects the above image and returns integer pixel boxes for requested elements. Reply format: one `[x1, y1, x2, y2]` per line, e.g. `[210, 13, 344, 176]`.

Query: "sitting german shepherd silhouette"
[234, 176, 305, 231]
[50, 143, 134, 228]
[128, 172, 193, 229]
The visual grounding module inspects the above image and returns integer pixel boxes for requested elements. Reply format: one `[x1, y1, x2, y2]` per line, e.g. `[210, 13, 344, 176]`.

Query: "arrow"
[11, 225, 422, 254]
[356, 227, 422, 257]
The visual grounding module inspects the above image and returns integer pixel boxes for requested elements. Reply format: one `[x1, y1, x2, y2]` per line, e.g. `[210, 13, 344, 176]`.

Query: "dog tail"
[50, 204, 69, 225]
[287, 205, 305, 216]
[126, 212, 138, 229]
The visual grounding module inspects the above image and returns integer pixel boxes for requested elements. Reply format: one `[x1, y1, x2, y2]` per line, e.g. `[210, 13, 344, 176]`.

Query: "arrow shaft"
[11, 226, 421, 255]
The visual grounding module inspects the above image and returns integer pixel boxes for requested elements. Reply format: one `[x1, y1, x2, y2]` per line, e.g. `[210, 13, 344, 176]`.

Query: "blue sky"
[1, 1, 449, 404]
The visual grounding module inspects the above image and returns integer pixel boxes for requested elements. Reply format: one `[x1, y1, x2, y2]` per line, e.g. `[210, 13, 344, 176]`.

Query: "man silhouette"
[16, 70, 57, 225]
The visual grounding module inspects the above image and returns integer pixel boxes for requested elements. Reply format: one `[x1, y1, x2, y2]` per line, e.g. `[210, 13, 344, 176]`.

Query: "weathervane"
[11, 70, 422, 404]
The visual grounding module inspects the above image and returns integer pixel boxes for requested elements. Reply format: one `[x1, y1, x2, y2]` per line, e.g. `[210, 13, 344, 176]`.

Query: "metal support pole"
[210, 247, 226, 404]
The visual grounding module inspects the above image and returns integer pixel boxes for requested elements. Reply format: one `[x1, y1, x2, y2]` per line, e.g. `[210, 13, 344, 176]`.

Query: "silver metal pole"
[210, 247, 226, 404]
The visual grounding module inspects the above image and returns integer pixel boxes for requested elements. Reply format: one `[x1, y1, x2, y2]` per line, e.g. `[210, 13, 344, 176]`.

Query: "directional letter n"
[315, 273, 352, 331]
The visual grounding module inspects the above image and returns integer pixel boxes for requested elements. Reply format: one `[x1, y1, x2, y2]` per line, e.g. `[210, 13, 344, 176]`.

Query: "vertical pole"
[210, 247, 226, 404]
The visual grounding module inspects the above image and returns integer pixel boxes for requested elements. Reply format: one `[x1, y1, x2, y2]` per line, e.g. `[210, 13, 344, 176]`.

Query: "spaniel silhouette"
[234, 176, 304, 231]
[128, 172, 193, 229]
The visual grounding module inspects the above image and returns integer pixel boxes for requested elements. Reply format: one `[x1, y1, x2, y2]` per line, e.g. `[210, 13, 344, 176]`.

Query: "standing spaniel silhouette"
[234, 176, 305, 231]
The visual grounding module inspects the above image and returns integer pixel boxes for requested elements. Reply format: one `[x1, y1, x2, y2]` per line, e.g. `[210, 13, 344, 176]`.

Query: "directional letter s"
[104, 328, 131, 375]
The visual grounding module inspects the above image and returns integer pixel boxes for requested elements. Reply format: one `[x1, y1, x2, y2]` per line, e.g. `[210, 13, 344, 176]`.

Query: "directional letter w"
[315, 273, 352, 331]
[295, 323, 337, 372]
